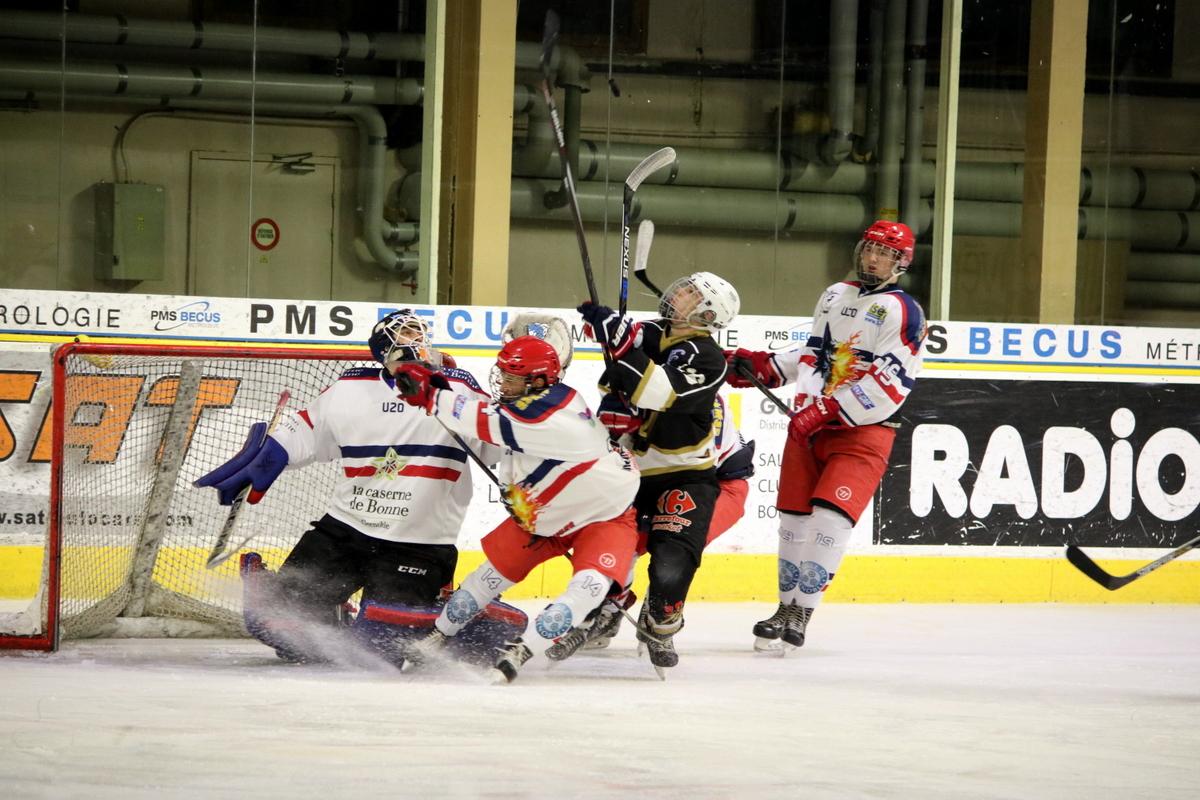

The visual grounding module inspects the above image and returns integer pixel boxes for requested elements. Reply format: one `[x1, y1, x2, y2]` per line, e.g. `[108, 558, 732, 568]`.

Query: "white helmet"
[501, 312, 574, 371]
[658, 272, 740, 331]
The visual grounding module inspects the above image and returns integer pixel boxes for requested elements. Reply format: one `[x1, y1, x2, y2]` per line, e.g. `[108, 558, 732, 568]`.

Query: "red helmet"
[855, 220, 915, 286]
[492, 335, 561, 402]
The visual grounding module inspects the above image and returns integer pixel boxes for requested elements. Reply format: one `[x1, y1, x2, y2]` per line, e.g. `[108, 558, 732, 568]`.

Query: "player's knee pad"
[644, 543, 698, 602]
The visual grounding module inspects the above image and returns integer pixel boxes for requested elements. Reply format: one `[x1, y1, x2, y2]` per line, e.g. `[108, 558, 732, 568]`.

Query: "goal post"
[0, 342, 372, 650]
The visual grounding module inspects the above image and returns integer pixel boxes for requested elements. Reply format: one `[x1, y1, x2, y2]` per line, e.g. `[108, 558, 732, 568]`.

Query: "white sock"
[534, 569, 610, 640]
[435, 561, 515, 636]
[777, 506, 853, 609]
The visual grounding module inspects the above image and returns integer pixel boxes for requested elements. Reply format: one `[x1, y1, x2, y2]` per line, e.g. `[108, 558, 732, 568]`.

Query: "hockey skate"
[781, 605, 813, 649]
[583, 590, 637, 651]
[752, 602, 789, 653]
[636, 604, 681, 678]
[544, 626, 592, 662]
[401, 627, 449, 671]
[753, 603, 811, 654]
[491, 637, 534, 684]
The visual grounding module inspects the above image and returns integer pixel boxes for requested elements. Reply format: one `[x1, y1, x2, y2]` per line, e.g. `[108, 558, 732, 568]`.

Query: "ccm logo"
[396, 565, 428, 575]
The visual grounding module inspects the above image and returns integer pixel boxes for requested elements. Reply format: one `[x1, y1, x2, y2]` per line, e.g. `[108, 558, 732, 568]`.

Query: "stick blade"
[1065, 545, 1125, 591]
[626, 147, 676, 192]
[634, 219, 655, 274]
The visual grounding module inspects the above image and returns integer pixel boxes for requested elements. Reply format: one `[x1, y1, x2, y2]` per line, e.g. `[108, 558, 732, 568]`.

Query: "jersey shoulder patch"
[501, 381, 577, 422]
[878, 289, 927, 350]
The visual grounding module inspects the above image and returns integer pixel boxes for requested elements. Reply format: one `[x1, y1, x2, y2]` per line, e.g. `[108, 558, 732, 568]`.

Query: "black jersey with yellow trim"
[603, 319, 727, 475]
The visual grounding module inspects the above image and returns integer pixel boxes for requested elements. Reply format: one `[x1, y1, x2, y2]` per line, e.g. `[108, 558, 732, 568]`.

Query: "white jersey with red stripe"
[270, 365, 495, 546]
[430, 381, 639, 538]
[772, 282, 926, 425]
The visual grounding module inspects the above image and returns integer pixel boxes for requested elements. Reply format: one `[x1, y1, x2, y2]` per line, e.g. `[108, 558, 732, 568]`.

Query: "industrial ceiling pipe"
[0, 59, 422, 105]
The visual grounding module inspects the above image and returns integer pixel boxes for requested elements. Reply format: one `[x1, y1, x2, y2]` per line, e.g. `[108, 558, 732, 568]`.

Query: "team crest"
[370, 447, 409, 479]
[865, 303, 888, 326]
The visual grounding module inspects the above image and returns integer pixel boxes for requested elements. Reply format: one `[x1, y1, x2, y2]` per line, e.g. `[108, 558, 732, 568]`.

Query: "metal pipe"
[0, 59, 423, 105]
[1127, 253, 1200, 282]
[1126, 281, 1200, 308]
[901, 0, 930, 227]
[854, 0, 886, 163]
[876, 0, 908, 217]
[0, 10, 425, 61]
[821, 0, 859, 165]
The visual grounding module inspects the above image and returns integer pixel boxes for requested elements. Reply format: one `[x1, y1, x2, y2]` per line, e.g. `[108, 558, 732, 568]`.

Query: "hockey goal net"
[0, 342, 372, 650]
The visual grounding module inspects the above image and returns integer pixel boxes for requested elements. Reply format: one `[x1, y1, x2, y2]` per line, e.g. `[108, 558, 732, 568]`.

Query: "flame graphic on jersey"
[503, 483, 541, 532]
[823, 332, 863, 395]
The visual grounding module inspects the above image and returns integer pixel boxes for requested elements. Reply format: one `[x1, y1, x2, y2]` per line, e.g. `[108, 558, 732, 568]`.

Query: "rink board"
[2, 290, 1200, 608]
[2, 546, 1199, 604]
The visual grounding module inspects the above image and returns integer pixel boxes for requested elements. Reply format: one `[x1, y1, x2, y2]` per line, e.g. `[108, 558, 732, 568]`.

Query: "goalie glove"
[577, 302, 641, 359]
[724, 348, 783, 389]
[597, 393, 641, 438]
[393, 362, 450, 412]
[194, 422, 289, 505]
[787, 396, 841, 443]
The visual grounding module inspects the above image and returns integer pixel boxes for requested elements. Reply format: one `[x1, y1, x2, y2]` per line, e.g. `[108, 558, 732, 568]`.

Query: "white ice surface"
[2, 603, 1198, 800]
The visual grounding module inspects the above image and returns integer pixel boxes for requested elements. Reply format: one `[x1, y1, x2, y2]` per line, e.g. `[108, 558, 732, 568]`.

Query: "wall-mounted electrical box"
[94, 182, 165, 281]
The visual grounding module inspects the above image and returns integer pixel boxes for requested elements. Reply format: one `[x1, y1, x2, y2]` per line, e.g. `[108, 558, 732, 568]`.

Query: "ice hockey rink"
[2, 601, 1197, 799]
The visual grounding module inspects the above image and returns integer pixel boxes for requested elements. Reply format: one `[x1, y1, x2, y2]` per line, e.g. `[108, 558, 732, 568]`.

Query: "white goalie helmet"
[369, 309, 433, 370]
[501, 313, 574, 371]
[658, 271, 740, 331]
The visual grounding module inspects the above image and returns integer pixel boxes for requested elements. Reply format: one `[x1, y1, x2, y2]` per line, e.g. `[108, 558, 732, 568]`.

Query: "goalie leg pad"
[240, 553, 344, 663]
[353, 599, 529, 669]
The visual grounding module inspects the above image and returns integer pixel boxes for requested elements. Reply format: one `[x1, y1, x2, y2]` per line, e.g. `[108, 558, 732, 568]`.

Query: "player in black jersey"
[579, 271, 740, 670]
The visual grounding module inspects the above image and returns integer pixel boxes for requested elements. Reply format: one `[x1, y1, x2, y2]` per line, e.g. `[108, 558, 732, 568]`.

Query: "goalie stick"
[632, 221, 794, 418]
[1066, 534, 1200, 591]
[205, 389, 291, 569]
[620, 148, 675, 316]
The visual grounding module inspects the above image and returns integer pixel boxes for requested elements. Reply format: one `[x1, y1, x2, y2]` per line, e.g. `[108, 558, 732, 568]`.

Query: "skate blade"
[653, 664, 667, 681]
[582, 637, 612, 651]
[754, 637, 789, 655]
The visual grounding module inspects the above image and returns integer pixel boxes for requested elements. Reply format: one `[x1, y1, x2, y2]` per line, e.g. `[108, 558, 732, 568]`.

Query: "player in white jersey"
[726, 220, 927, 652]
[195, 310, 520, 664]
[394, 334, 641, 682]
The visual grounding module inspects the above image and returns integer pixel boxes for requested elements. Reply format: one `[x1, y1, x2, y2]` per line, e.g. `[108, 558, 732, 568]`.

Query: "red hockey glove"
[597, 393, 641, 438]
[393, 362, 450, 412]
[787, 396, 841, 443]
[724, 348, 783, 389]
[577, 302, 641, 359]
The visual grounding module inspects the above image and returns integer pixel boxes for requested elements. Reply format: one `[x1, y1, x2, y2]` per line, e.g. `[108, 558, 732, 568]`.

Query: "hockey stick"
[539, 9, 599, 307]
[1066, 534, 1200, 591]
[620, 148, 675, 316]
[205, 390, 291, 569]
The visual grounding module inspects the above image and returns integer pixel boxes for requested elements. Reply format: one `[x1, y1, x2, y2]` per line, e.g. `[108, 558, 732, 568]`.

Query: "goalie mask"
[491, 336, 562, 404]
[854, 220, 915, 288]
[658, 271, 740, 332]
[501, 313, 574, 371]
[369, 309, 432, 371]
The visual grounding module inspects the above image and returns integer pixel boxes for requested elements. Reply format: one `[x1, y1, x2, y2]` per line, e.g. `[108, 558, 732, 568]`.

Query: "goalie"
[194, 309, 523, 666]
